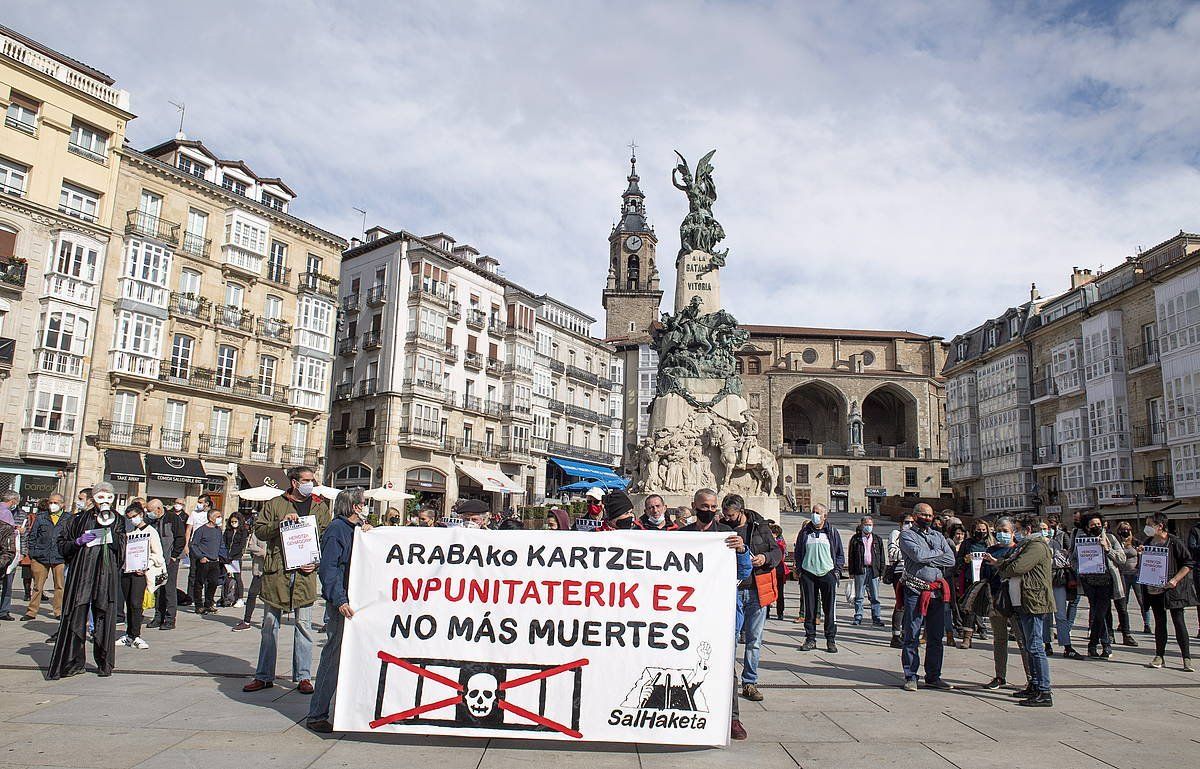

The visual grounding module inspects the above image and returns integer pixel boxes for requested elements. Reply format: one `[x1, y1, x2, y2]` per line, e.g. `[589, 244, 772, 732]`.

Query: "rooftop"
[742, 324, 940, 342]
[0, 24, 130, 111]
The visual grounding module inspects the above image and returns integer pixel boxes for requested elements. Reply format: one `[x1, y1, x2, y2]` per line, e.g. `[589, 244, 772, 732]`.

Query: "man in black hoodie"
[720, 494, 781, 704]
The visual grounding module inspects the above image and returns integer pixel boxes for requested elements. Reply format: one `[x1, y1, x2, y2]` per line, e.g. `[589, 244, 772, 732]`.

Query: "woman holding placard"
[1140, 513, 1196, 671]
[1073, 514, 1127, 660]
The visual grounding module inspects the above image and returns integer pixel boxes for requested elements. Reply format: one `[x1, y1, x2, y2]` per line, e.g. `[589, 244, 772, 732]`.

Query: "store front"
[405, 467, 447, 515]
[864, 487, 888, 517]
[829, 488, 850, 515]
[104, 449, 146, 508]
[455, 461, 524, 514]
[0, 462, 63, 504]
[144, 453, 207, 504]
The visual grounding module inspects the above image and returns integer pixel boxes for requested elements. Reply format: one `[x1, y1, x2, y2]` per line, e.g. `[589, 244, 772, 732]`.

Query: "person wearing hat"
[598, 491, 643, 531]
[456, 499, 491, 529]
[584, 488, 604, 520]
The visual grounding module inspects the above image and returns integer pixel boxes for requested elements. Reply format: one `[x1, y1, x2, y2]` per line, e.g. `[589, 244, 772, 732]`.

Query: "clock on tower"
[603, 150, 663, 341]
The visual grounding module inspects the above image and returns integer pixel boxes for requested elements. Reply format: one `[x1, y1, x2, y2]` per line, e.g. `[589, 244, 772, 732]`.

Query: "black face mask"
[973, 532, 988, 542]
[915, 519, 931, 531]
[613, 517, 634, 530]
[695, 509, 716, 524]
[1089, 526, 1103, 536]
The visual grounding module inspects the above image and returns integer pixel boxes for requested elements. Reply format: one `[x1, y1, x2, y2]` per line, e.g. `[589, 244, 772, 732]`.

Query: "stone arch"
[862, 382, 919, 451]
[333, 463, 373, 487]
[781, 380, 848, 454]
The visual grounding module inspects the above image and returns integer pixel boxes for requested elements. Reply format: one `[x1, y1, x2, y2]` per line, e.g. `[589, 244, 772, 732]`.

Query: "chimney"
[1030, 282, 1040, 301]
[349, 237, 362, 250]
[1070, 267, 1096, 289]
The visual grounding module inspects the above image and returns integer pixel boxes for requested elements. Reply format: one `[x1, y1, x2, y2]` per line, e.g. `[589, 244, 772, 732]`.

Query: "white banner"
[1137, 545, 1170, 587]
[281, 515, 320, 570]
[124, 530, 151, 573]
[334, 527, 735, 745]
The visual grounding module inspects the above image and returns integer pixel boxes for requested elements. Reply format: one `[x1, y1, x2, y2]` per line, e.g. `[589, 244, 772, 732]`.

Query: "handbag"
[882, 562, 900, 585]
[142, 587, 156, 611]
[994, 579, 1015, 617]
[754, 571, 778, 608]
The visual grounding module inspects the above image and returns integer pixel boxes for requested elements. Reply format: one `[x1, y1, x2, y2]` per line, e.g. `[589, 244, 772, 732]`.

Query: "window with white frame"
[5, 97, 37, 132]
[164, 400, 187, 450]
[419, 306, 445, 338]
[122, 239, 171, 306]
[534, 368, 551, 397]
[293, 355, 328, 394]
[31, 390, 79, 433]
[251, 415, 272, 457]
[0, 157, 28, 196]
[1164, 369, 1200, 441]
[41, 310, 89, 354]
[59, 182, 99, 221]
[178, 268, 201, 296]
[222, 175, 248, 197]
[209, 408, 232, 447]
[264, 295, 283, 320]
[216, 344, 238, 388]
[68, 121, 108, 160]
[184, 209, 208, 255]
[52, 236, 99, 282]
[168, 334, 194, 377]
[259, 355, 277, 395]
[114, 311, 163, 356]
[1158, 288, 1200, 355]
[261, 191, 286, 211]
[412, 402, 440, 434]
[225, 213, 268, 254]
[177, 155, 209, 179]
[289, 421, 309, 454]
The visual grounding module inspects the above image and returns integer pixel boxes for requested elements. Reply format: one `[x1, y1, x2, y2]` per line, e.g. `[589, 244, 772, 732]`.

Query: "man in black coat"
[146, 499, 184, 629]
[719, 494, 781, 704]
[46, 482, 126, 678]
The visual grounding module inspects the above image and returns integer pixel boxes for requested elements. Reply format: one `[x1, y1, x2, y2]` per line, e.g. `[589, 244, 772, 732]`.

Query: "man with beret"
[598, 491, 644, 531]
[456, 499, 491, 529]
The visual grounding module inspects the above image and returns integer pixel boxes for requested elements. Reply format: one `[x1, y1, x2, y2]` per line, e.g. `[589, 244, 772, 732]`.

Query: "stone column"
[674, 249, 722, 314]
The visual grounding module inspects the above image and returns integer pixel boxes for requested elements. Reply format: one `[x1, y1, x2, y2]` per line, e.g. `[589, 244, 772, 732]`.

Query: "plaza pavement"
[0, 509, 1198, 769]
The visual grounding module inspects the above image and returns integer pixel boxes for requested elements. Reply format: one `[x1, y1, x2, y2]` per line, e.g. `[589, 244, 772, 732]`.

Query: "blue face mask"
[862, 525, 873, 534]
[995, 531, 1012, 545]
[1013, 532, 1025, 543]
[810, 513, 821, 526]
[1026, 530, 1042, 538]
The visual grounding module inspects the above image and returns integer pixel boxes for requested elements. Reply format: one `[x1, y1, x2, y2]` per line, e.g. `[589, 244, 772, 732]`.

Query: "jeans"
[154, 558, 179, 625]
[1052, 585, 1072, 648]
[853, 567, 881, 622]
[0, 572, 13, 616]
[891, 581, 904, 635]
[736, 588, 766, 685]
[801, 570, 838, 640]
[1017, 613, 1052, 693]
[255, 602, 314, 682]
[243, 574, 263, 623]
[1082, 581, 1114, 648]
[902, 589, 946, 682]
[731, 590, 742, 721]
[308, 608, 345, 721]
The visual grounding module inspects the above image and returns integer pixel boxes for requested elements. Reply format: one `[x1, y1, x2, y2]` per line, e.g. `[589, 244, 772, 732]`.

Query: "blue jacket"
[794, 522, 845, 574]
[29, 511, 72, 565]
[190, 524, 223, 562]
[318, 515, 358, 609]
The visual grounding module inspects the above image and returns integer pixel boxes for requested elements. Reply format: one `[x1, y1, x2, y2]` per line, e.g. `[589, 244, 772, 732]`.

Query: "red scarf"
[917, 578, 951, 617]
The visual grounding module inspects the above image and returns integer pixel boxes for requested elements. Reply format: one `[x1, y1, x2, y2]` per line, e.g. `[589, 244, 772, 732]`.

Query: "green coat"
[997, 537, 1056, 615]
[253, 494, 331, 611]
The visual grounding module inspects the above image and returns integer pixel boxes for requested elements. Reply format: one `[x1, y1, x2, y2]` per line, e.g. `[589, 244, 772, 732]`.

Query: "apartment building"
[946, 236, 1200, 530]
[329, 229, 622, 513]
[72, 136, 345, 513]
[0, 25, 132, 499]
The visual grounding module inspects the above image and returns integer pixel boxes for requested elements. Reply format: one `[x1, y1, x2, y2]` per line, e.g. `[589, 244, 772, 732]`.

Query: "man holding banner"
[1140, 512, 1196, 671]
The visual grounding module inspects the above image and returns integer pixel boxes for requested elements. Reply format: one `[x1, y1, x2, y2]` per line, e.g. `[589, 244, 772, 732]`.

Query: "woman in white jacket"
[118, 503, 166, 650]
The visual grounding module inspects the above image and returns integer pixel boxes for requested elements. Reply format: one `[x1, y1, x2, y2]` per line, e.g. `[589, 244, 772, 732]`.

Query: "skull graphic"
[465, 673, 499, 717]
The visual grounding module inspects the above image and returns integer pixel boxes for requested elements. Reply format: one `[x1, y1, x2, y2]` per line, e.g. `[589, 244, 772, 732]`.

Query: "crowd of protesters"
[1, 477, 1197, 742]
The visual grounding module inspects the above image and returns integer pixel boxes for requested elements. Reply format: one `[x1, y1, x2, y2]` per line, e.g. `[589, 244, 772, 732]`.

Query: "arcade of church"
[734, 325, 951, 516]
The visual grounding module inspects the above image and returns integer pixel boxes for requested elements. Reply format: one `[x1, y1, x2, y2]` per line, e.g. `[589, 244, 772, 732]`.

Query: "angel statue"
[673, 149, 728, 272]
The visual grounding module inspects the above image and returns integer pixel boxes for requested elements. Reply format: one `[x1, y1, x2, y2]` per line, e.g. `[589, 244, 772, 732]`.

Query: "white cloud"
[8, 0, 1200, 337]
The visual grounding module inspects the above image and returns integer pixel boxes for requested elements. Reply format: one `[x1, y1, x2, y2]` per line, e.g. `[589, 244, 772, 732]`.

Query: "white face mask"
[214, 517, 223, 527]
[298, 481, 314, 497]
[130, 516, 144, 528]
[174, 504, 184, 511]
[1144, 524, 1159, 537]
[810, 513, 822, 526]
[902, 523, 913, 531]
[48, 503, 62, 513]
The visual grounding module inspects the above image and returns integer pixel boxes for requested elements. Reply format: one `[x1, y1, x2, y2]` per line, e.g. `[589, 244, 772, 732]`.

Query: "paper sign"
[1138, 545, 1170, 587]
[280, 515, 320, 570]
[125, 530, 151, 572]
[334, 527, 736, 746]
[574, 518, 603, 532]
[86, 528, 112, 548]
[1075, 537, 1105, 575]
[968, 551, 985, 582]
[440, 515, 464, 528]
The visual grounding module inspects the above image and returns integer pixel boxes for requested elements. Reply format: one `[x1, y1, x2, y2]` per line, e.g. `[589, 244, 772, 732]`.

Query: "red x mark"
[369, 651, 590, 738]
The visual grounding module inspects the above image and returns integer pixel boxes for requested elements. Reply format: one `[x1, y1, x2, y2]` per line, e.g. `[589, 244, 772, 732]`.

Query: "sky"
[8, 0, 1200, 339]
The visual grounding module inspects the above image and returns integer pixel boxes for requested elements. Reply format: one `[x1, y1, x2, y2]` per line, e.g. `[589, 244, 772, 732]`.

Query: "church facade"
[602, 154, 952, 515]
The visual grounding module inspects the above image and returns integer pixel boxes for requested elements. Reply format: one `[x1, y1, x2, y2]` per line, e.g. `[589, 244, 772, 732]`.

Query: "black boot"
[1018, 691, 1053, 707]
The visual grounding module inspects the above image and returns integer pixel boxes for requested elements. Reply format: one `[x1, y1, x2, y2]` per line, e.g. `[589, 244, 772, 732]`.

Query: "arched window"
[333, 463, 373, 487]
[626, 254, 640, 289]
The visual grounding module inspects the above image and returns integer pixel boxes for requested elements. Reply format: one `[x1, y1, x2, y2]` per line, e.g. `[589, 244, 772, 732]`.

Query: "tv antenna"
[169, 100, 186, 135]
[353, 207, 367, 240]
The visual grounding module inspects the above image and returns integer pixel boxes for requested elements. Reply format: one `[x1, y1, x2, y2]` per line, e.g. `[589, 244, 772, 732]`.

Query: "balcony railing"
[330, 430, 350, 448]
[1144, 475, 1173, 497]
[199, 434, 243, 459]
[298, 271, 339, 298]
[548, 399, 565, 414]
[408, 282, 451, 305]
[459, 440, 502, 459]
[1131, 422, 1167, 449]
[159, 428, 190, 452]
[169, 292, 211, 322]
[97, 419, 151, 448]
[504, 362, 533, 377]
[357, 378, 378, 397]
[281, 445, 320, 466]
[68, 141, 107, 164]
[362, 330, 382, 350]
[530, 438, 618, 467]
[37, 349, 84, 378]
[1128, 341, 1160, 370]
[448, 301, 461, 320]
[125, 210, 180, 246]
[43, 272, 96, 305]
[0, 336, 14, 368]
[488, 317, 507, 334]
[341, 294, 360, 314]
[500, 440, 531, 459]
[180, 231, 211, 258]
[443, 342, 459, 360]
[159, 363, 289, 405]
[402, 376, 443, 393]
[257, 317, 292, 343]
[249, 442, 275, 463]
[565, 365, 599, 385]
[406, 329, 444, 348]
[1031, 378, 1057, 400]
[1, 256, 28, 289]
[548, 359, 565, 374]
[215, 305, 254, 333]
[464, 351, 483, 370]
[20, 428, 72, 459]
[356, 427, 376, 445]
[337, 336, 358, 356]
[486, 357, 503, 375]
[264, 263, 291, 288]
[366, 284, 387, 306]
[4, 114, 35, 134]
[335, 382, 354, 400]
[398, 420, 443, 446]
[466, 309, 486, 329]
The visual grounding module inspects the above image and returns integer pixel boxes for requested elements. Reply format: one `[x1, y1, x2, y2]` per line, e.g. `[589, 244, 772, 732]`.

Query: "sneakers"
[800, 638, 817, 651]
[925, 679, 954, 691]
[1147, 656, 1165, 669]
[730, 719, 748, 740]
[1183, 659, 1195, 673]
[872, 619, 886, 627]
[233, 599, 246, 608]
[902, 679, 918, 692]
[826, 640, 839, 654]
[890, 635, 903, 648]
[116, 634, 132, 647]
[1017, 691, 1053, 707]
[985, 677, 1005, 690]
[1010, 686, 1036, 698]
[741, 683, 764, 702]
[1121, 633, 1139, 647]
[131, 636, 150, 650]
[306, 719, 333, 733]
[852, 617, 862, 626]
[146, 617, 162, 628]
[20, 615, 35, 621]
[232, 622, 253, 632]
[1063, 646, 1084, 660]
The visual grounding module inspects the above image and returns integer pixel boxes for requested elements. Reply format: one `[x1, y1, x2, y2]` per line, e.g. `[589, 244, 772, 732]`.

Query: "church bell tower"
[603, 148, 663, 340]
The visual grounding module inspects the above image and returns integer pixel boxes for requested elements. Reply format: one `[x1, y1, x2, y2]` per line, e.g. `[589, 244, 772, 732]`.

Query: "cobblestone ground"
[0, 510, 1197, 768]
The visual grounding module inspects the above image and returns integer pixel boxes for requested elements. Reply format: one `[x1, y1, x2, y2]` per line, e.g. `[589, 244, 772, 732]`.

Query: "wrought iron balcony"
[257, 317, 292, 343]
[68, 141, 107, 164]
[341, 294, 360, 314]
[1127, 340, 1160, 370]
[159, 362, 289, 405]
[565, 365, 599, 386]
[180, 231, 211, 258]
[97, 419, 152, 448]
[1132, 422, 1167, 449]
[488, 317, 506, 334]
[1, 256, 28, 289]
[503, 362, 533, 377]
[486, 357, 503, 375]
[443, 342, 459, 360]
[362, 330, 382, 350]
[459, 440, 501, 459]
[405, 329, 444, 349]
[1144, 475, 1173, 497]
[5, 114, 35, 135]
[330, 430, 350, 448]
[500, 440, 531, 459]
[298, 271, 339, 298]
[159, 428, 190, 452]
[464, 351, 483, 370]
[530, 437, 618, 467]
[281, 445, 320, 466]
[366, 284, 387, 306]
[249, 443, 275, 463]
[357, 378, 378, 397]
[335, 382, 354, 400]
[408, 282, 450, 305]
[466, 309, 486, 329]
[264, 263, 291, 288]
[215, 305, 253, 333]
[548, 399, 565, 414]
[356, 427, 376, 445]
[402, 377, 442, 393]
[199, 434, 243, 459]
[398, 421, 442, 446]
[125, 210, 180, 246]
[548, 359, 565, 374]
[337, 336, 358, 356]
[448, 300, 461, 320]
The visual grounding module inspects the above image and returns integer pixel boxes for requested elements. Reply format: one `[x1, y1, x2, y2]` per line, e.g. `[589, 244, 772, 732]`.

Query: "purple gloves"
[75, 531, 98, 546]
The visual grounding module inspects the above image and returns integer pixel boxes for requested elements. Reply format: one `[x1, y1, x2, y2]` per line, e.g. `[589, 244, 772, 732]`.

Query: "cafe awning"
[239, 463, 289, 491]
[549, 456, 624, 485]
[145, 454, 206, 484]
[105, 450, 146, 483]
[454, 461, 524, 494]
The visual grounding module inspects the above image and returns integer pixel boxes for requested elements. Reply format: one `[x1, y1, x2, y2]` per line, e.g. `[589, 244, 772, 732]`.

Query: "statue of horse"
[706, 421, 779, 496]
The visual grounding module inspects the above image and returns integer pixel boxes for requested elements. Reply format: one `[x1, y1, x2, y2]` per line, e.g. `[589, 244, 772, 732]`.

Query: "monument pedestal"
[674, 249, 722, 315]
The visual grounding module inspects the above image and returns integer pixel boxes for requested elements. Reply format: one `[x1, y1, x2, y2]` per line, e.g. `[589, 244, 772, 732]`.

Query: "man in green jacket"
[989, 516, 1056, 708]
[243, 466, 331, 694]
